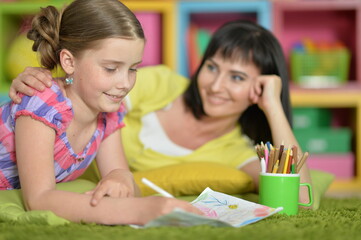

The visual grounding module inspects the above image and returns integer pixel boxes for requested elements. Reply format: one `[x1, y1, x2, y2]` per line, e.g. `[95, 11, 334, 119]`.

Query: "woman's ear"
[59, 49, 75, 75]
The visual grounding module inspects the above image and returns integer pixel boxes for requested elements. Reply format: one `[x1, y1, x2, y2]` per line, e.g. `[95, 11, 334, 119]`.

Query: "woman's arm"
[9, 67, 52, 104]
[262, 98, 312, 205]
[15, 116, 201, 225]
[239, 160, 261, 191]
[249, 75, 312, 205]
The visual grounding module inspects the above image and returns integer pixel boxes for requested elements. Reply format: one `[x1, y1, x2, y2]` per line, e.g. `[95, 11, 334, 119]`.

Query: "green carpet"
[1, 196, 361, 240]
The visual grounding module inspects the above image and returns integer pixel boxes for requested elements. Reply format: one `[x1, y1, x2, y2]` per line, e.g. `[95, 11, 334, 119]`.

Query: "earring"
[65, 77, 73, 85]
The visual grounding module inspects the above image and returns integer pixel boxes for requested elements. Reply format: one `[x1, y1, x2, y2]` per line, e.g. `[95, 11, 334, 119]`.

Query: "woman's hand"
[86, 168, 138, 206]
[9, 67, 53, 104]
[249, 74, 282, 113]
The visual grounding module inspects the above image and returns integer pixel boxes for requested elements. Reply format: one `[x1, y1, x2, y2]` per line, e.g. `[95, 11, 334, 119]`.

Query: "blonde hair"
[27, 0, 144, 70]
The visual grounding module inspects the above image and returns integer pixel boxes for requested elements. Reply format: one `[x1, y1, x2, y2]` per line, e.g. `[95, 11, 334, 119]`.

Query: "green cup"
[259, 173, 313, 215]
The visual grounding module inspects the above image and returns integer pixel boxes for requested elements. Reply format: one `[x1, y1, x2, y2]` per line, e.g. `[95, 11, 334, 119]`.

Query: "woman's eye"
[232, 75, 244, 82]
[129, 68, 138, 72]
[206, 63, 217, 72]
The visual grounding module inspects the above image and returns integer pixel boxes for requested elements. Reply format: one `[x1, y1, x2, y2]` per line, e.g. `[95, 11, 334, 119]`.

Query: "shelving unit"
[291, 85, 361, 192]
[273, 0, 361, 192]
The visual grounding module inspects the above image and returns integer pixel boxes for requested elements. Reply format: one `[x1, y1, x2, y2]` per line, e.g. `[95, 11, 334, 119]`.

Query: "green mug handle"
[298, 183, 313, 207]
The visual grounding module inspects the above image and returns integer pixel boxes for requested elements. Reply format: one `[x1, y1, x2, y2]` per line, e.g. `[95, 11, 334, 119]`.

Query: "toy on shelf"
[5, 17, 65, 81]
[290, 38, 350, 88]
[187, 24, 211, 76]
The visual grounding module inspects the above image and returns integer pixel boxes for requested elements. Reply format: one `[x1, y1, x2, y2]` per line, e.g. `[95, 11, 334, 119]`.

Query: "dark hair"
[183, 20, 292, 144]
[27, 0, 144, 70]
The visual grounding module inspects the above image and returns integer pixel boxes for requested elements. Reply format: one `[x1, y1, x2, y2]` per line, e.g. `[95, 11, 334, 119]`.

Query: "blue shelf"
[177, 0, 271, 77]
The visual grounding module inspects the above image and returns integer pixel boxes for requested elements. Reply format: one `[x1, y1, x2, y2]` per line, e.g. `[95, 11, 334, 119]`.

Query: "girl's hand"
[139, 196, 204, 225]
[249, 74, 282, 113]
[9, 67, 53, 104]
[86, 169, 137, 206]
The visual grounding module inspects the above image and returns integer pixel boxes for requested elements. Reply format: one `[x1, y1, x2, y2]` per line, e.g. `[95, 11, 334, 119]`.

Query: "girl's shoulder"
[17, 79, 70, 107]
[12, 79, 73, 133]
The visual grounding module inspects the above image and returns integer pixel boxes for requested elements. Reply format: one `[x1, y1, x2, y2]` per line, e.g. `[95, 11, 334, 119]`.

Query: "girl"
[0, 0, 201, 225]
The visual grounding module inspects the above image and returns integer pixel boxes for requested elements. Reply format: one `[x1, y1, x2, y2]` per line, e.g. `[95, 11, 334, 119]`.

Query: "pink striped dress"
[0, 81, 126, 190]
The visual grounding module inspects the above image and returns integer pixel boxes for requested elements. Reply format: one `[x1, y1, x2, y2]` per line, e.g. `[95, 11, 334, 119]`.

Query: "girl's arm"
[88, 129, 141, 206]
[15, 116, 202, 225]
[248, 75, 312, 205]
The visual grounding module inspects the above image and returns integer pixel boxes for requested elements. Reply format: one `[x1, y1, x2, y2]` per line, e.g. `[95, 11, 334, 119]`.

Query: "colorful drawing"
[139, 188, 283, 228]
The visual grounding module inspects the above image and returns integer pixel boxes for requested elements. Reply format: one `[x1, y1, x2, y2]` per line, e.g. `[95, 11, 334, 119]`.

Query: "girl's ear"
[59, 49, 75, 75]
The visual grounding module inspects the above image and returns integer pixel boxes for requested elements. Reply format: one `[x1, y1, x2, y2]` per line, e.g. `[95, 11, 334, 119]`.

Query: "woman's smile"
[206, 93, 229, 105]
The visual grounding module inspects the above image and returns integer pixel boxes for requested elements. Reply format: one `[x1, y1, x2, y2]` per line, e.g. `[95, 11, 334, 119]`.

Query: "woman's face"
[197, 51, 261, 119]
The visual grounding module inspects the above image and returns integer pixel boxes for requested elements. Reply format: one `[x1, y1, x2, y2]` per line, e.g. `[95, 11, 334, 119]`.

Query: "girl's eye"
[129, 68, 138, 72]
[105, 67, 116, 73]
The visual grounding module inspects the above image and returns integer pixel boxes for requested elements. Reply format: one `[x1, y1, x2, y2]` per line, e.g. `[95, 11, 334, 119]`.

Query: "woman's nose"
[210, 75, 226, 92]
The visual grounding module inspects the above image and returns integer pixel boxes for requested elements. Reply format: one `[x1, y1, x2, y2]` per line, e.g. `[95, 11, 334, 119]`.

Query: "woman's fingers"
[8, 87, 21, 104]
[9, 67, 53, 103]
[21, 67, 52, 91]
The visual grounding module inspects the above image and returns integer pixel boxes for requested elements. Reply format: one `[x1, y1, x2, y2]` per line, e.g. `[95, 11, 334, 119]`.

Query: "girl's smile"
[64, 37, 144, 117]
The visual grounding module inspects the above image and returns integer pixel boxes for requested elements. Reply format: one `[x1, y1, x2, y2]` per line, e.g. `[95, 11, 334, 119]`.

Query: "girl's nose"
[115, 72, 131, 90]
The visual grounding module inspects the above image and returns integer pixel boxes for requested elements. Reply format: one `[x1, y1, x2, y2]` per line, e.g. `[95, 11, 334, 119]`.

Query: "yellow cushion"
[133, 162, 254, 197]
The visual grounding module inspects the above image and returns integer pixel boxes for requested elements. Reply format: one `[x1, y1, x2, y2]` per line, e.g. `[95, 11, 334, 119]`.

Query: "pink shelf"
[135, 12, 162, 67]
[308, 153, 355, 180]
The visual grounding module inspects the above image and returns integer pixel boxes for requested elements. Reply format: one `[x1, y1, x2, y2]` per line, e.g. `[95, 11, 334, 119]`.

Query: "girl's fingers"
[90, 187, 108, 206]
[89, 185, 132, 206]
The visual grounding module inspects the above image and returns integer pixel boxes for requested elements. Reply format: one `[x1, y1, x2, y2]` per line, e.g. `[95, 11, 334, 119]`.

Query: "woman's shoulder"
[137, 65, 189, 87]
[127, 65, 189, 112]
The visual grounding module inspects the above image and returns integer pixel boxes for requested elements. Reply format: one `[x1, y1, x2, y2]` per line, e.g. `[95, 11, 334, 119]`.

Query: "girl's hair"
[27, 0, 145, 70]
[183, 20, 291, 144]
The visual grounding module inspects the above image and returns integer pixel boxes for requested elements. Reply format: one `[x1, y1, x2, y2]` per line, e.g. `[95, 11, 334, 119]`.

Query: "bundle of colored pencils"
[255, 142, 309, 174]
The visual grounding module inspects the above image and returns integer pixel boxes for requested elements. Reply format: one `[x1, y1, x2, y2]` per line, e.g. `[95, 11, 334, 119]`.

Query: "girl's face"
[69, 38, 144, 114]
[198, 52, 260, 119]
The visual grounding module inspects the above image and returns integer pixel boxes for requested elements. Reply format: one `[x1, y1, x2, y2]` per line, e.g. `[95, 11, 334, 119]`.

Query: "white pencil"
[260, 157, 266, 173]
[141, 177, 174, 198]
